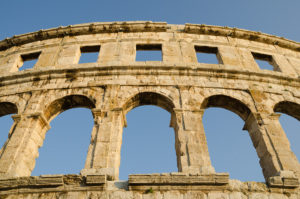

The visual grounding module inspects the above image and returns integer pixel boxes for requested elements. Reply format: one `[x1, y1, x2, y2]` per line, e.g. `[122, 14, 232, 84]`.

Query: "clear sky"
[0, 0, 300, 182]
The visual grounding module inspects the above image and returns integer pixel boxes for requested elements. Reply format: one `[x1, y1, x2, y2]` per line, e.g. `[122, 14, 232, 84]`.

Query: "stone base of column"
[268, 170, 299, 188]
[182, 165, 216, 175]
[81, 168, 118, 180]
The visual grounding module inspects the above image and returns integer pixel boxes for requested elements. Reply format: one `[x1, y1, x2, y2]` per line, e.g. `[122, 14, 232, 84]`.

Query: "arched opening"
[0, 102, 18, 151]
[274, 101, 300, 160]
[43, 95, 96, 122]
[32, 95, 95, 175]
[119, 92, 177, 180]
[201, 95, 264, 181]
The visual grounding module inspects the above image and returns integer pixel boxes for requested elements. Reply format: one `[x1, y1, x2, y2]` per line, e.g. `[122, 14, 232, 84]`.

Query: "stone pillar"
[243, 112, 300, 180]
[179, 41, 198, 63]
[56, 45, 81, 65]
[218, 46, 243, 67]
[172, 108, 215, 174]
[0, 53, 21, 73]
[35, 47, 60, 68]
[163, 41, 183, 63]
[236, 48, 260, 71]
[98, 42, 119, 64]
[272, 54, 297, 77]
[119, 40, 135, 64]
[0, 113, 50, 178]
[82, 108, 126, 180]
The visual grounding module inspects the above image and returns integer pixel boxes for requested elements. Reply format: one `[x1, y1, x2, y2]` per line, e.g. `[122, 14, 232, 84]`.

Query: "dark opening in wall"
[119, 105, 177, 180]
[195, 46, 221, 64]
[136, 44, 162, 61]
[252, 52, 279, 71]
[79, 45, 100, 64]
[19, 52, 41, 71]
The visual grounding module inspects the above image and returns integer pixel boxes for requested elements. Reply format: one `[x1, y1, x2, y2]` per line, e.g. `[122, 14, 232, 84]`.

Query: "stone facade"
[0, 21, 299, 198]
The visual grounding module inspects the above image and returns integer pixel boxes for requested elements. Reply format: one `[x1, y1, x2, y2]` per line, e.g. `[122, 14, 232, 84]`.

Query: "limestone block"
[35, 46, 60, 68]
[207, 192, 229, 199]
[0, 54, 21, 73]
[218, 45, 243, 67]
[273, 54, 297, 76]
[286, 56, 300, 76]
[162, 41, 182, 63]
[236, 48, 260, 71]
[56, 45, 80, 65]
[119, 41, 135, 63]
[99, 42, 119, 64]
[85, 175, 106, 185]
[179, 41, 197, 63]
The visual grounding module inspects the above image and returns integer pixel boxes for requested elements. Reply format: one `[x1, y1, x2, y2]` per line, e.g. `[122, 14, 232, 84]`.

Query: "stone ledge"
[0, 63, 299, 90]
[0, 175, 63, 190]
[86, 175, 106, 185]
[0, 174, 106, 190]
[128, 173, 229, 191]
[0, 21, 167, 51]
[268, 176, 299, 188]
[1, 22, 299, 52]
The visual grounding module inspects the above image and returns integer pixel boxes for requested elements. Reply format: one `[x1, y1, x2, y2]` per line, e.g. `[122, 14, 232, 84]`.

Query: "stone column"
[0, 113, 50, 178]
[172, 108, 215, 174]
[82, 108, 126, 180]
[243, 112, 300, 180]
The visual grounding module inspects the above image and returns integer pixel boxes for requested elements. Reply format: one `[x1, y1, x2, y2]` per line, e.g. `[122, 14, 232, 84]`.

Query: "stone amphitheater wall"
[0, 22, 299, 198]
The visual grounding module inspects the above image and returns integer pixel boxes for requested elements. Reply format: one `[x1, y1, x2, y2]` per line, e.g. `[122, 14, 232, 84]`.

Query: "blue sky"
[0, 0, 300, 182]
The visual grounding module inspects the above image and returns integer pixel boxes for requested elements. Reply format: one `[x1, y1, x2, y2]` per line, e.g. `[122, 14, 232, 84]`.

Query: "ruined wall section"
[0, 22, 300, 198]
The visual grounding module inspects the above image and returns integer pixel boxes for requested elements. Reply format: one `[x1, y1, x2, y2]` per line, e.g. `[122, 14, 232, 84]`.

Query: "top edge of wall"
[0, 21, 299, 52]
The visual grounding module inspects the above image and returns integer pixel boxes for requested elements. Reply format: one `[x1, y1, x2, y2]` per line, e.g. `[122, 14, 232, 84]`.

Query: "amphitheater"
[0, 21, 300, 198]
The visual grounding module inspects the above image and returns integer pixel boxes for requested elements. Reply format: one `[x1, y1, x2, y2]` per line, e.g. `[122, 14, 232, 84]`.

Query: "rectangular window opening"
[136, 44, 162, 61]
[252, 52, 279, 71]
[19, 52, 41, 71]
[195, 46, 220, 64]
[79, 45, 100, 64]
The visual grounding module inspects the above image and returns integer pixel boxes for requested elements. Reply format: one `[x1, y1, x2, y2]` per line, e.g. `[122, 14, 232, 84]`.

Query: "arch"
[0, 102, 18, 117]
[120, 91, 177, 178]
[273, 100, 300, 165]
[123, 92, 175, 114]
[34, 95, 96, 175]
[274, 101, 300, 121]
[201, 94, 264, 181]
[201, 94, 251, 121]
[44, 95, 96, 122]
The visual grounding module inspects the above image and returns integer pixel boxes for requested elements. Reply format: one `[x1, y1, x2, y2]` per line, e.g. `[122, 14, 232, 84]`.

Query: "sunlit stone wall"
[0, 21, 299, 198]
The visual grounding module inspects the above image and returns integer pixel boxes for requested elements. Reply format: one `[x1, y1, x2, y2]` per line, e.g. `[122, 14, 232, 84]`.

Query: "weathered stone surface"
[0, 21, 299, 198]
[85, 175, 106, 185]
